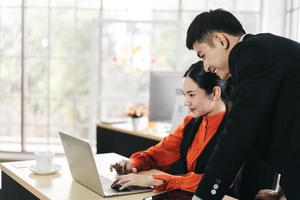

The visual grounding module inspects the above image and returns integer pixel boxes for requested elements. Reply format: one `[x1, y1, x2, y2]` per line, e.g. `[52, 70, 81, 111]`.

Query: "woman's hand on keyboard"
[110, 159, 137, 175]
[112, 173, 163, 190]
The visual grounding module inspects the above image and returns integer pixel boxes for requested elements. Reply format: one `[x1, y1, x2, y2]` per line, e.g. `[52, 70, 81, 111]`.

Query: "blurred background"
[0, 0, 298, 155]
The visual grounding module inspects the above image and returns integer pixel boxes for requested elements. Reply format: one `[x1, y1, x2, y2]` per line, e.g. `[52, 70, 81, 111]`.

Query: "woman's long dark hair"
[183, 60, 227, 102]
[180, 61, 229, 174]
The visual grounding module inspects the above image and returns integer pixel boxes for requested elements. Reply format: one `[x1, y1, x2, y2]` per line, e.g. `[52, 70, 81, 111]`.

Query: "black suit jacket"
[195, 33, 300, 199]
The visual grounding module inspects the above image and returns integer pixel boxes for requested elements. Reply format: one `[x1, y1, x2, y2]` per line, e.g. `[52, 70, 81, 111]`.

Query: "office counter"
[96, 122, 186, 174]
[98, 121, 168, 141]
[96, 122, 170, 157]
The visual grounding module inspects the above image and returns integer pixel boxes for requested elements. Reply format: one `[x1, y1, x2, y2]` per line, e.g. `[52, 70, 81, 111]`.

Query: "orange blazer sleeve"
[130, 115, 193, 171]
[152, 172, 203, 192]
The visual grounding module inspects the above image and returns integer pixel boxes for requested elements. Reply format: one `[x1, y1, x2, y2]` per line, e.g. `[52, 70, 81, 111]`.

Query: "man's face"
[193, 38, 230, 80]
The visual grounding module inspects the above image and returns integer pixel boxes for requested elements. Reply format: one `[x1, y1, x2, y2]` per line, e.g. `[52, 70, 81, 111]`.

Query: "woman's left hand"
[112, 173, 163, 190]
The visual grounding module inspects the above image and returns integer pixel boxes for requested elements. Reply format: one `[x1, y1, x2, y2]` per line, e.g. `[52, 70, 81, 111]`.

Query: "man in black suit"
[186, 9, 300, 200]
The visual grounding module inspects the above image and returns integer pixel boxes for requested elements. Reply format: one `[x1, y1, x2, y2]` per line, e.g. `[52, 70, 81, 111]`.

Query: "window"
[286, 0, 300, 41]
[0, 0, 263, 153]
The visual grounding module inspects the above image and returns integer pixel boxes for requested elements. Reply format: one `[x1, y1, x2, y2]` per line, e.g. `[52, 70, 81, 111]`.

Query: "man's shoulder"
[245, 33, 279, 40]
[243, 33, 297, 48]
[228, 33, 279, 80]
[231, 33, 299, 62]
[229, 33, 280, 60]
[229, 35, 267, 67]
[236, 33, 274, 48]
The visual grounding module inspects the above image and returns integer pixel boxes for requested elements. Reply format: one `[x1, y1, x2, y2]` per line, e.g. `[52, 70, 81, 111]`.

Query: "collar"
[227, 33, 248, 79]
[238, 33, 248, 42]
[202, 111, 226, 129]
[224, 74, 232, 81]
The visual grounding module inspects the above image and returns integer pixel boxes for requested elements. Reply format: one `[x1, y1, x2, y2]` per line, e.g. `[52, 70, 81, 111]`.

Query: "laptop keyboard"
[100, 175, 113, 185]
[111, 183, 131, 192]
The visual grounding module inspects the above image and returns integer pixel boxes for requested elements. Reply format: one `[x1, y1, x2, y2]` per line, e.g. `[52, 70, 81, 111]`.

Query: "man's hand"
[255, 189, 286, 200]
[110, 159, 138, 175]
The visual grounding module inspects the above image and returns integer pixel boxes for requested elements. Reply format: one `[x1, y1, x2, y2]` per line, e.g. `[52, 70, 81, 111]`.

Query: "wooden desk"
[0, 153, 165, 200]
[0, 152, 237, 200]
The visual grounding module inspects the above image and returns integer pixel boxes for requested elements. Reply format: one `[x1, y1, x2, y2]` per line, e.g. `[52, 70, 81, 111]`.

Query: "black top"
[180, 115, 227, 174]
[195, 33, 300, 199]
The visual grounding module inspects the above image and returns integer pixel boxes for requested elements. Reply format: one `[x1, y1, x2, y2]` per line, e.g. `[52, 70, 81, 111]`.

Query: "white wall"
[262, 0, 287, 36]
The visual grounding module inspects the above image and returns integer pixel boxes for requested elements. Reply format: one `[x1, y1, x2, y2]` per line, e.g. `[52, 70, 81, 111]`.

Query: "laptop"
[59, 131, 152, 197]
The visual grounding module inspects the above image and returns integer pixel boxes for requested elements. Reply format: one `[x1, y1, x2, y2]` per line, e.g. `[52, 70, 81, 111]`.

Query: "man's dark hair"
[186, 9, 246, 49]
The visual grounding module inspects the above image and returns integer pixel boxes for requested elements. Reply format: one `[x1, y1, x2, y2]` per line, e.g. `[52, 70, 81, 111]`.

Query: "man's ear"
[211, 86, 222, 101]
[213, 33, 230, 50]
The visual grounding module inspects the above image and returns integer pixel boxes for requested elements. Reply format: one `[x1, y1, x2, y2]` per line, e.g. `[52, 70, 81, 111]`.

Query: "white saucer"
[29, 164, 61, 175]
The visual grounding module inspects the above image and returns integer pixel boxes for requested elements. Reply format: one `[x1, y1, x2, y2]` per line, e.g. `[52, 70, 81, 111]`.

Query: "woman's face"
[182, 77, 216, 118]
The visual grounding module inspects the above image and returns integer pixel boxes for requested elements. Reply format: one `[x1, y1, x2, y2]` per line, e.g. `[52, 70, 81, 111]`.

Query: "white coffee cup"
[34, 151, 55, 171]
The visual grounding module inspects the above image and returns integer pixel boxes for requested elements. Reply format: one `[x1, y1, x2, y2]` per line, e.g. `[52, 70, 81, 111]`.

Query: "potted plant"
[126, 104, 148, 130]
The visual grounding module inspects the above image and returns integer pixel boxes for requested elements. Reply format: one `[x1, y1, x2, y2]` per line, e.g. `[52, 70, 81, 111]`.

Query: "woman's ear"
[211, 86, 222, 101]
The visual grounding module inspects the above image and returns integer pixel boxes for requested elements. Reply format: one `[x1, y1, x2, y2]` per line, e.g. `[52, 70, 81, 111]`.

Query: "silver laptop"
[59, 131, 152, 197]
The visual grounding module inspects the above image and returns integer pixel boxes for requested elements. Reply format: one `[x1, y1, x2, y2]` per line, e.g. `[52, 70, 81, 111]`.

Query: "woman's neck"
[207, 102, 226, 116]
